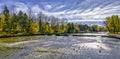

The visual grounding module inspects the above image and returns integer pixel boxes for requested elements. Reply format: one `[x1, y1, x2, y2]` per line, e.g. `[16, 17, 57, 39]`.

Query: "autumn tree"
[104, 15, 120, 33]
[1, 6, 12, 33]
[29, 22, 39, 34]
[0, 6, 82, 36]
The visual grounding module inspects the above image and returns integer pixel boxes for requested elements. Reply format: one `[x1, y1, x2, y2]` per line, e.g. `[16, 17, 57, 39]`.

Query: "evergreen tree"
[1, 6, 12, 33]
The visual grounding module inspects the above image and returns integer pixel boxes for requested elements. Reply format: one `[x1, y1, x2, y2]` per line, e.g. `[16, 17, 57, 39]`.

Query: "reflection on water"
[0, 33, 120, 59]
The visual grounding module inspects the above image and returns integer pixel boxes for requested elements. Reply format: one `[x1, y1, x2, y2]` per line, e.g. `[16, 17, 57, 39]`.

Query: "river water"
[0, 33, 120, 59]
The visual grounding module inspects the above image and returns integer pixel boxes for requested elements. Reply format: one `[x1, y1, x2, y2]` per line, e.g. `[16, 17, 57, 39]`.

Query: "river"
[0, 33, 120, 59]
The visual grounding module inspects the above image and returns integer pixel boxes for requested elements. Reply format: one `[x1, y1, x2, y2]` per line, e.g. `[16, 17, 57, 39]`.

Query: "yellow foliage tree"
[29, 22, 39, 34]
[0, 14, 5, 32]
[44, 23, 53, 34]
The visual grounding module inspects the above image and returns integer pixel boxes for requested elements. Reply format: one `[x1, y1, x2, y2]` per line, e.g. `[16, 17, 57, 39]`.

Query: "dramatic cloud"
[0, 0, 120, 25]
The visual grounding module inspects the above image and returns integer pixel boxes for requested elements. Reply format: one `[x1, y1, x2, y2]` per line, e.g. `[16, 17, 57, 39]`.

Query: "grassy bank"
[0, 35, 41, 43]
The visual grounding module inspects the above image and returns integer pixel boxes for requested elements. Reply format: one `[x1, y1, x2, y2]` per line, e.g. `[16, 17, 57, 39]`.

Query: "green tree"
[67, 23, 80, 33]
[100, 27, 107, 32]
[92, 24, 100, 32]
[104, 15, 120, 33]
[18, 11, 31, 33]
[11, 14, 21, 34]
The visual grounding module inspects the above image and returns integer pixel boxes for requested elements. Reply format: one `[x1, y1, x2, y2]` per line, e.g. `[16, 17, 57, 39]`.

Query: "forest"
[0, 6, 107, 37]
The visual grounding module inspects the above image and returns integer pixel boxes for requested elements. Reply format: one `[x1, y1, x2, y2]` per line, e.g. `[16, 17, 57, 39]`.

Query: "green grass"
[0, 36, 41, 43]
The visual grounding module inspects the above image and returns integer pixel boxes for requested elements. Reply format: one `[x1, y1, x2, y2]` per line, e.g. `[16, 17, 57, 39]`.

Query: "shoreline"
[0, 33, 70, 38]
[0, 33, 120, 39]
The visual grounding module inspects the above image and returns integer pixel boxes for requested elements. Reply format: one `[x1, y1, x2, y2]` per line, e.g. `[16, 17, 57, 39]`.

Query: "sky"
[0, 0, 120, 26]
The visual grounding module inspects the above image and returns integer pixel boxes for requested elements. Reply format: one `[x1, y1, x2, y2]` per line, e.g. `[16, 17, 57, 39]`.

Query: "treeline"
[0, 6, 107, 37]
[0, 6, 80, 36]
[104, 15, 120, 34]
[78, 24, 107, 32]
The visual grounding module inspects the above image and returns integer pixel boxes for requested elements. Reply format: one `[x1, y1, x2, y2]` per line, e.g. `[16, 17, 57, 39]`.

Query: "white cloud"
[57, 0, 120, 22]
[68, 20, 104, 23]
[45, 4, 52, 10]
[31, 5, 42, 16]
[54, 5, 65, 10]
[1, 0, 120, 25]
[14, 2, 28, 13]
[31, 5, 41, 13]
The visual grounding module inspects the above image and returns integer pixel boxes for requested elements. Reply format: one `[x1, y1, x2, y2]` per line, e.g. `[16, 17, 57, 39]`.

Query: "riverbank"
[0, 33, 120, 40]
[0, 32, 105, 38]
[0, 33, 68, 38]
[0, 33, 105, 43]
[107, 34, 120, 39]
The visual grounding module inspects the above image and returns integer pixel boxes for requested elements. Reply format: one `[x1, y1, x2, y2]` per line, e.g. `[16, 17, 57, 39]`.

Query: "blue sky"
[0, 0, 120, 26]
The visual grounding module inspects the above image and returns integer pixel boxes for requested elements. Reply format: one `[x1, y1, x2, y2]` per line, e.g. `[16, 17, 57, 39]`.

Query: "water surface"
[0, 33, 120, 59]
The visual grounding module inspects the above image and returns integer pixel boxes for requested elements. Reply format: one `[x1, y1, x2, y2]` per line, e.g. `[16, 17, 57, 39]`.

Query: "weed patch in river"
[36, 48, 73, 54]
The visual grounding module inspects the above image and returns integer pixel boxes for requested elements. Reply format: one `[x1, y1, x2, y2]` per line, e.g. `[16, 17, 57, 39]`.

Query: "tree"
[74, 25, 80, 32]
[23, 13, 31, 33]
[0, 6, 84, 36]
[67, 23, 80, 33]
[38, 12, 44, 33]
[104, 15, 120, 33]
[18, 11, 31, 33]
[1, 6, 12, 33]
[29, 22, 39, 34]
[0, 15, 4, 33]
[78, 24, 92, 32]
[55, 25, 62, 33]
[0, 17, 2, 33]
[11, 13, 20, 34]
[43, 23, 53, 34]
[92, 24, 100, 32]
[100, 27, 107, 32]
